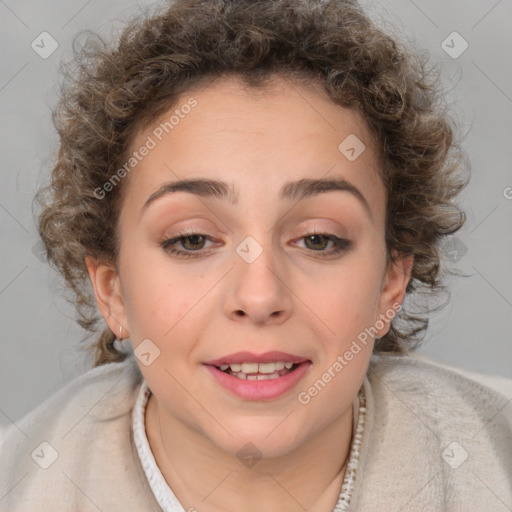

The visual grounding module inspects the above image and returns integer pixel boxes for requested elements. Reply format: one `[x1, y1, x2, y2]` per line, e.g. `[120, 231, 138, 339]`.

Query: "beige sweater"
[1, 354, 511, 511]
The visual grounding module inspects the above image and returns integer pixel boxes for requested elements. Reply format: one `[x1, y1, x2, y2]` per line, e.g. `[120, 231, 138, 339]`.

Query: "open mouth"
[215, 361, 301, 380]
[204, 354, 312, 400]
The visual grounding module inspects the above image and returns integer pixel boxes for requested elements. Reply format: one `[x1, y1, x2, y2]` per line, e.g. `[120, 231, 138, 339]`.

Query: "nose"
[223, 236, 294, 326]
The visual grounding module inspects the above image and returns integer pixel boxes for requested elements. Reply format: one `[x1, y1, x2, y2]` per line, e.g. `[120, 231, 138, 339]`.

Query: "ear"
[375, 251, 414, 337]
[85, 256, 128, 338]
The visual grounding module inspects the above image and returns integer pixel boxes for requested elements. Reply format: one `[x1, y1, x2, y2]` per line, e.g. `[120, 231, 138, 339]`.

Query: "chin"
[204, 418, 307, 462]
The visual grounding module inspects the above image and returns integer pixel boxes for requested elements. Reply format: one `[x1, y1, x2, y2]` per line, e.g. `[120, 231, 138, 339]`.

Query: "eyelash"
[159, 228, 352, 260]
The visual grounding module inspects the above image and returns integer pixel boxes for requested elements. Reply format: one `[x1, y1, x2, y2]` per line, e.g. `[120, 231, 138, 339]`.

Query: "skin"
[86, 75, 413, 512]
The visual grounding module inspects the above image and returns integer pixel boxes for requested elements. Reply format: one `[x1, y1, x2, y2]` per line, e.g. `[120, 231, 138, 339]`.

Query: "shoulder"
[2, 354, 143, 444]
[353, 354, 512, 509]
[367, 353, 512, 476]
[369, 352, 512, 400]
[372, 352, 512, 397]
[367, 353, 512, 432]
[0, 354, 153, 510]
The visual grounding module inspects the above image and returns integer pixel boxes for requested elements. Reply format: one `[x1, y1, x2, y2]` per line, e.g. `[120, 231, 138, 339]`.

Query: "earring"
[118, 325, 130, 341]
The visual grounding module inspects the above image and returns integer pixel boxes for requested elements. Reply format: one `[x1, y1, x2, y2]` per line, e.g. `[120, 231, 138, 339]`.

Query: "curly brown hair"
[35, 0, 469, 368]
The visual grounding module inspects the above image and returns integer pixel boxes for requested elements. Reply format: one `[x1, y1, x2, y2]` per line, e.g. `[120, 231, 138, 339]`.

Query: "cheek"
[121, 258, 213, 340]
[309, 261, 383, 337]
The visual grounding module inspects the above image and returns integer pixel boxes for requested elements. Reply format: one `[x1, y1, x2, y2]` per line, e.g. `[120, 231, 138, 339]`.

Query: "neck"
[145, 393, 358, 512]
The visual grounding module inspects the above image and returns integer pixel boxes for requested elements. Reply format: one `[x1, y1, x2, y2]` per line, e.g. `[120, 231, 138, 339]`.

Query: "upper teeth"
[219, 362, 294, 373]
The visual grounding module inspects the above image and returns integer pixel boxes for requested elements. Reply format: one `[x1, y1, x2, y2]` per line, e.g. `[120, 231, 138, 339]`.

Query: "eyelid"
[294, 223, 345, 238]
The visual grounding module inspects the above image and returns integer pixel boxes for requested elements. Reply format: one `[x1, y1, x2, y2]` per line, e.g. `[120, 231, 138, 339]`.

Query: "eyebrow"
[141, 177, 373, 221]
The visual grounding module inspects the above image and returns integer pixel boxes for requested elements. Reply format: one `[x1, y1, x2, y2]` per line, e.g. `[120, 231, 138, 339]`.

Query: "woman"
[1, 0, 510, 510]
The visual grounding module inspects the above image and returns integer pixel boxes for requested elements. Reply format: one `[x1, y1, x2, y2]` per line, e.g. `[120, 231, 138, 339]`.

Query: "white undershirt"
[132, 378, 366, 512]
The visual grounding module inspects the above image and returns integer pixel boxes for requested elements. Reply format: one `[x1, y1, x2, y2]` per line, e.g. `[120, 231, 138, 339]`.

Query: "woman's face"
[87, 75, 412, 458]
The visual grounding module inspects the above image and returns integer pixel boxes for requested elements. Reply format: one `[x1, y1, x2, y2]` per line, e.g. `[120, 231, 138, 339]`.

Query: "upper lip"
[204, 351, 310, 366]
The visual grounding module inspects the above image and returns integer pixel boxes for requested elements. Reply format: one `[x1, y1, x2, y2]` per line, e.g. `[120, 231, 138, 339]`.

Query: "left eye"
[299, 233, 338, 251]
[294, 232, 353, 256]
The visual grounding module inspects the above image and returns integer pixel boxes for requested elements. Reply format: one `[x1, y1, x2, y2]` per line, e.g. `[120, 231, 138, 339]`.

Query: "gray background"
[0, 0, 511, 427]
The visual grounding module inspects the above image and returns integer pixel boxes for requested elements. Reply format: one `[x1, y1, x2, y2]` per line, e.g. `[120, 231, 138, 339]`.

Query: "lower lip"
[203, 362, 312, 401]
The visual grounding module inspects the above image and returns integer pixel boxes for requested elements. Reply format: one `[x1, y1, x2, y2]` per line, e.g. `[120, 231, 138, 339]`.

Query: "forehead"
[120, 75, 385, 225]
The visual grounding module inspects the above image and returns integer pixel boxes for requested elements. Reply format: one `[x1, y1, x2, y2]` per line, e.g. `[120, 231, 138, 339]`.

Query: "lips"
[203, 351, 312, 400]
[203, 351, 309, 366]
[204, 361, 311, 400]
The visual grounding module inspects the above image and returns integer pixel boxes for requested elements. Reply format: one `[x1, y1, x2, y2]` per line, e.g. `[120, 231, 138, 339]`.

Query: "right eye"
[160, 230, 219, 259]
